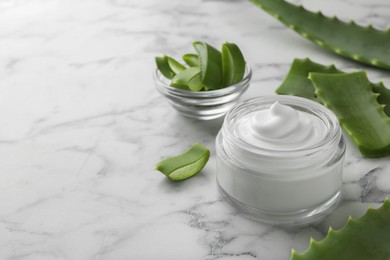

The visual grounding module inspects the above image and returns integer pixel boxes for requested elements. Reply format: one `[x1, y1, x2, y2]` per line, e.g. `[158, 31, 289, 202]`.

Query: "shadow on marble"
[170, 113, 225, 136]
[156, 169, 211, 193]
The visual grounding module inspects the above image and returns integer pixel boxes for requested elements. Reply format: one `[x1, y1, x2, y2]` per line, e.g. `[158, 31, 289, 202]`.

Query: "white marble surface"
[1, 0, 390, 259]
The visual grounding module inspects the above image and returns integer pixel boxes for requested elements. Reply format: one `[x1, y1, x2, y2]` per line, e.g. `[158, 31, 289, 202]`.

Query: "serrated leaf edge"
[250, 0, 390, 69]
[291, 199, 390, 259]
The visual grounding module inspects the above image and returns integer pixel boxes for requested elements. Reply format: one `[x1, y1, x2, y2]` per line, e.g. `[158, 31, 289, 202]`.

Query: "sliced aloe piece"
[221, 42, 246, 87]
[188, 72, 203, 91]
[155, 143, 210, 181]
[182, 53, 200, 67]
[291, 200, 390, 259]
[171, 67, 201, 91]
[276, 58, 390, 116]
[155, 55, 175, 79]
[193, 41, 223, 90]
[167, 56, 186, 74]
[309, 72, 390, 157]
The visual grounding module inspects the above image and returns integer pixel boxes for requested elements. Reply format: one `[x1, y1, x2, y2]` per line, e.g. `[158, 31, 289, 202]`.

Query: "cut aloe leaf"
[310, 72, 390, 157]
[182, 53, 200, 67]
[250, 0, 390, 70]
[277, 58, 390, 116]
[155, 55, 175, 79]
[155, 143, 210, 181]
[193, 41, 223, 90]
[222, 42, 246, 87]
[167, 56, 186, 74]
[188, 72, 203, 91]
[291, 199, 390, 259]
[171, 67, 201, 91]
[277, 58, 340, 101]
[156, 41, 247, 92]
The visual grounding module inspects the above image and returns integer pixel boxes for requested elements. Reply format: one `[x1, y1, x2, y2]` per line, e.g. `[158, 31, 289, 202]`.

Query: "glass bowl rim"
[154, 64, 252, 98]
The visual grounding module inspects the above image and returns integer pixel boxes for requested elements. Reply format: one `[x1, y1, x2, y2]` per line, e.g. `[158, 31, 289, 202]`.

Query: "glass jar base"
[170, 101, 240, 120]
[218, 181, 341, 227]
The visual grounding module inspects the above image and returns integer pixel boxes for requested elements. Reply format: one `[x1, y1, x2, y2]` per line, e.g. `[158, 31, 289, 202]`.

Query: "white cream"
[216, 96, 345, 225]
[237, 102, 326, 150]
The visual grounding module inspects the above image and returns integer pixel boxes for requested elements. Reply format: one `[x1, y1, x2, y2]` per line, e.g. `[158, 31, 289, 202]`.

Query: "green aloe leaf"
[171, 67, 201, 90]
[310, 72, 390, 157]
[193, 41, 223, 90]
[222, 42, 246, 87]
[182, 53, 200, 67]
[291, 200, 390, 259]
[276, 58, 340, 101]
[250, 0, 390, 69]
[276, 58, 390, 116]
[373, 82, 390, 116]
[167, 56, 186, 74]
[188, 72, 203, 91]
[155, 55, 175, 79]
[155, 143, 210, 181]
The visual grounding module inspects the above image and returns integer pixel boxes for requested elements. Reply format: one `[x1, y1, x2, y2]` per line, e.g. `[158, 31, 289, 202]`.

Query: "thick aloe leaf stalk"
[374, 82, 390, 116]
[277, 58, 390, 117]
[291, 200, 390, 259]
[250, 0, 390, 69]
[276, 58, 390, 157]
[277, 58, 340, 101]
[310, 72, 390, 158]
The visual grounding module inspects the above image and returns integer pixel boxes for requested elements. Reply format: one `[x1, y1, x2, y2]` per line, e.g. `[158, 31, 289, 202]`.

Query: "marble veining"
[1, 0, 390, 259]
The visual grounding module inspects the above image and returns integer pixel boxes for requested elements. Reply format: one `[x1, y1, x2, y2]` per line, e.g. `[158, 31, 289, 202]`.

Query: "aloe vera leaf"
[193, 41, 223, 89]
[222, 42, 246, 87]
[291, 200, 390, 260]
[277, 58, 340, 101]
[155, 56, 175, 79]
[182, 53, 200, 67]
[188, 72, 203, 91]
[277, 58, 390, 116]
[155, 143, 210, 181]
[309, 72, 390, 157]
[167, 56, 186, 74]
[373, 82, 390, 116]
[171, 67, 201, 90]
[250, 0, 390, 69]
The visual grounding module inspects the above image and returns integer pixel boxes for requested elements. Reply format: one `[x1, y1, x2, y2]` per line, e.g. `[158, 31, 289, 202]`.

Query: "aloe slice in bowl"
[222, 42, 246, 87]
[155, 143, 210, 181]
[193, 41, 223, 90]
[187, 72, 203, 91]
[182, 53, 200, 67]
[171, 67, 201, 91]
[155, 55, 175, 79]
[167, 56, 186, 74]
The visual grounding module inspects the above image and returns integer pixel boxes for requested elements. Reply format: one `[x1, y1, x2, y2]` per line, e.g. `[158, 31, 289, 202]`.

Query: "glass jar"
[216, 96, 346, 226]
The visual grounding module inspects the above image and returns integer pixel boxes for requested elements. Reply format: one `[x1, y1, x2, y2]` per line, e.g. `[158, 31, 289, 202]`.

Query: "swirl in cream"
[237, 102, 326, 150]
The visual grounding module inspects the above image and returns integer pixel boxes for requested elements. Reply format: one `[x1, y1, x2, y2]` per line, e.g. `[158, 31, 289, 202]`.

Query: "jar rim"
[222, 95, 341, 158]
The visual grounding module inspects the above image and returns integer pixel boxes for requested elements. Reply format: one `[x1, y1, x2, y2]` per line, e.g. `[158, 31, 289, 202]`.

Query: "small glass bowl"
[154, 65, 252, 120]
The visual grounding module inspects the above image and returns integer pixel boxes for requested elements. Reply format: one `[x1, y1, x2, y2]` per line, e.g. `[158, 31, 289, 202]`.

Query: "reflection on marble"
[1, 0, 390, 259]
